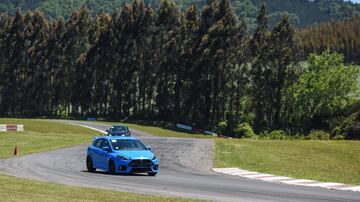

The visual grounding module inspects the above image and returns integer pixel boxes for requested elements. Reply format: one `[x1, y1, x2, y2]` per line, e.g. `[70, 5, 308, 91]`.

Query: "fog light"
[154, 165, 158, 170]
[119, 165, 127, 171]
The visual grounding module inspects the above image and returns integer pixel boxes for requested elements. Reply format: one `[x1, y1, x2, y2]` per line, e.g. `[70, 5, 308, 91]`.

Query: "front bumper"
[114, 158, 159, 173]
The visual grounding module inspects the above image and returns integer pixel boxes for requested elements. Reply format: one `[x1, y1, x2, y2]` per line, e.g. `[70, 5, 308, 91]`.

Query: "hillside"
[297, 16, 360, 64]
[0, 0, 359, 27]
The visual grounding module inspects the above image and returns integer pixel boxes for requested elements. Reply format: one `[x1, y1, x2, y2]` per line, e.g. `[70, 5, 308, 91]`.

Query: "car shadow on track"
[80, 170, 155, 177]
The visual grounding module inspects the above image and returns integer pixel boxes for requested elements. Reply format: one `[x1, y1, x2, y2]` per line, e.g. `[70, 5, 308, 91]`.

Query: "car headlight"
[117, 155, 130, 160]
[152, 155, 157, 160]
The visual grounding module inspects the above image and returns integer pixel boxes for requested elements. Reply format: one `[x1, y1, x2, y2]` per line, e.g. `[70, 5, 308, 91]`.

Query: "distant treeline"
[297, 16, 360, 64]
[0, 0, 360, 28]
[0, 0, 358, 137]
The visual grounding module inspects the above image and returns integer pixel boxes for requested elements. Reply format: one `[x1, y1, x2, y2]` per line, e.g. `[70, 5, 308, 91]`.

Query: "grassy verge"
[0, 118, 96, 159]
[0, 174, 200, 202]
[99, 121, 215, 138]
[215, 139, 360, 185]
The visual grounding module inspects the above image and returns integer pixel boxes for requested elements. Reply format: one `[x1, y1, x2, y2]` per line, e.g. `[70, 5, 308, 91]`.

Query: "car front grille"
[128, 159, 154, 168]
[131, 168, 152, 173]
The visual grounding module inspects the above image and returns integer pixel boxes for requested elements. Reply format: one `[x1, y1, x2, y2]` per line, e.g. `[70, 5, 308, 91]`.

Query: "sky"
[351, 0, 360, 3]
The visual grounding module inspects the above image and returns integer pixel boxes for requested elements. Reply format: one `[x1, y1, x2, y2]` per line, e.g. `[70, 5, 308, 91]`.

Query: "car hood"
[109, 131, 128, 135]
[114, 150, 154, 160]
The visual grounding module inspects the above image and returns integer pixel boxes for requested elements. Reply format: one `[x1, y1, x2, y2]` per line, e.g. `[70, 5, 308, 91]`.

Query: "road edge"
[212, 168, 360, 192]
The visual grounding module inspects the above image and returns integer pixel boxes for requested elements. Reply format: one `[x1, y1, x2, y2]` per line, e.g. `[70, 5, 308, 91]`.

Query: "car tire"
[108, 160, 116, 174]
[147, 172, 157, 176]
[86, 156, 96, 172]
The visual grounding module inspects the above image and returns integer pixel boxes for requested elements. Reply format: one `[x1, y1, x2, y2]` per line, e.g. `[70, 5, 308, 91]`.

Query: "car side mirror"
[147, 146, 152, 151]
[102, 146, 111, 152]
[106, 129, 109, 133]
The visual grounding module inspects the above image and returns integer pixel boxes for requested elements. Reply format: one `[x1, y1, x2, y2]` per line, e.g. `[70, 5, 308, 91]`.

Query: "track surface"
[0, 120, 359, 202]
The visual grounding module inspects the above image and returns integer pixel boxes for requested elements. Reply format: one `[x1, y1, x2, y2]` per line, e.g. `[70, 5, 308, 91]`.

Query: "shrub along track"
[0, 120, 359, 202]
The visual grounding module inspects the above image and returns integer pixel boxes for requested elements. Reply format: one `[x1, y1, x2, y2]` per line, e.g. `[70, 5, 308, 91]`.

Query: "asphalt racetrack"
[0, 120, 359, 202]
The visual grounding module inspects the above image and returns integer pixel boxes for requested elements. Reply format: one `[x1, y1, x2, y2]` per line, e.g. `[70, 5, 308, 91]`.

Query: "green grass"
[99, 121, 215, 139]
[0, 118, 97, 159]
[215, 139, 360, 185]
[0, 174, 200, 202]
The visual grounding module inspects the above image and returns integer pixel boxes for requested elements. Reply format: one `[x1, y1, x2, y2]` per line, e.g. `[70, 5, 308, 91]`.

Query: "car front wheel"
[108, 160, 116, 174]
[86, 156, 96, 172]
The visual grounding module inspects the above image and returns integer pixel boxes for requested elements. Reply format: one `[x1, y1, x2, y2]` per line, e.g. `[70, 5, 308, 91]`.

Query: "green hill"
[0, 0, 359, 27]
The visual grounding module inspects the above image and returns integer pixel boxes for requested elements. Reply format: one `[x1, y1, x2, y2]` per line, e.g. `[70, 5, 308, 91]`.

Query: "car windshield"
[110, 139, 147, 151]
[110, 126, 127, 132]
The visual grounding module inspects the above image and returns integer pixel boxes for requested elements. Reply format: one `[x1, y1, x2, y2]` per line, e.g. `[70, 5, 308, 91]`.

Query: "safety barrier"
[0, 124, 24, 132]
[176, 123, 218, 136]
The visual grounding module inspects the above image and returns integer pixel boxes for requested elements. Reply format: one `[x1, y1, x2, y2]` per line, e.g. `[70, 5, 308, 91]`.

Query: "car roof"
[111, 125, 128, 127]
[93, 136, 137, 141]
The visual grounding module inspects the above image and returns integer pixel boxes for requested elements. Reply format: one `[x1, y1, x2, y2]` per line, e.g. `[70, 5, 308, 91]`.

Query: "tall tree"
[249, 4, 269, 131]
[268, 15, 297, 129]
[155, 0, 182, 120]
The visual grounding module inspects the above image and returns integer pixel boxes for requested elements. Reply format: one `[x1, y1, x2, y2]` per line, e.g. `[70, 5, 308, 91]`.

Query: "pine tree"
[181, 4, 200, 123]
[0, 14, 12, 116]
[62, 5, 91, 117]
[43, 19, 67, 116]
[249, 4, 270, 131]
[268, 15, 297, 129]
[195, 0, 238, 127]
[155, 0, 182, 120]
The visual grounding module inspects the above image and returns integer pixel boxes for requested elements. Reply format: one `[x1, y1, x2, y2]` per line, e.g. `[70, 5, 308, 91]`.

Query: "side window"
[101, 139, 110, 148]
[92, 139, 98, 147]
[95, 139, 103, 148]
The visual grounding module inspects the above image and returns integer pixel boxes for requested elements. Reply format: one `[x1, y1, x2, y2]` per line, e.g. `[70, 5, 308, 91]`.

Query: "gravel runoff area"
[0, 120, 359, 202]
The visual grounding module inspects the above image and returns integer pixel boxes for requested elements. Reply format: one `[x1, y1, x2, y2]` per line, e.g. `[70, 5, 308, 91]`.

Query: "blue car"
[86, 136, 159, 176]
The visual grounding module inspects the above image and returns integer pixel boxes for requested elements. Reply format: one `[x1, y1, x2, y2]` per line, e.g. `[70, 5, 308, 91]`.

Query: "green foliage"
[264, 130, 289, 140]
[332, 134, 345, 140]
[217, 121, 228, 134]
[331, 127, 342, 137]
[297, 16, 360, 64]
[339, 112, 360, 140]
[284, 51, 360, 131]
[234, 123, 258, 139]
[0, 1, 359, 139]
[306, 130, 330, 140]
[1, 0, 360, 28]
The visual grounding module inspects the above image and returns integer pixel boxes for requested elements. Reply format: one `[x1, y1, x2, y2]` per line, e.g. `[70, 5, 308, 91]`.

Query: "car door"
[91, 139, 104, 168]
[98, 139, 111, 169]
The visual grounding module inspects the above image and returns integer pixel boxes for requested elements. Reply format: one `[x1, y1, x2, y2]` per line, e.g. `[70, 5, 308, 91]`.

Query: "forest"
[0, 0, 360, 28]
[0, 0, 359, 139]
[297, 16, 360, 64]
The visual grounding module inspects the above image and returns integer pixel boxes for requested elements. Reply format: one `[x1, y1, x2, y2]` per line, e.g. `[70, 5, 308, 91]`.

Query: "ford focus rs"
[86, 136, 159, 176]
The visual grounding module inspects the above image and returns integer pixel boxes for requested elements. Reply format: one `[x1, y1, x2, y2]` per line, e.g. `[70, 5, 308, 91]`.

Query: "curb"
[69, 123, 106, 134]
[212, 168, 360, 192]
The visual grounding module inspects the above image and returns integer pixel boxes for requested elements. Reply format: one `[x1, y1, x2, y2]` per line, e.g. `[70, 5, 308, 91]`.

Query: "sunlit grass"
[215, 139, 360, 185]
[0, 174, 201, 202]
[0, 118, 95, 159]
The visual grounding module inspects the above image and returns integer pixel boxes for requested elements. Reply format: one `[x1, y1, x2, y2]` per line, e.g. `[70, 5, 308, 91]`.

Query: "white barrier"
[176, 124, 192, 131]
[0, 124, 24, 132]
[204, 131, 217, 136]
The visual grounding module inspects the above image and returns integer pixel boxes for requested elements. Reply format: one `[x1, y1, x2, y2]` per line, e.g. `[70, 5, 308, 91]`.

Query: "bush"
[306, 130, 330, 140]
[234, 123, 258, 139]
[293, 133, 305, 140]
[216, 121, 227, 134]
[339, 112, 360, 140]
[331, 127, 342, 137]
[267, 130, 288, 140]
[332, 134, 345, 140]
